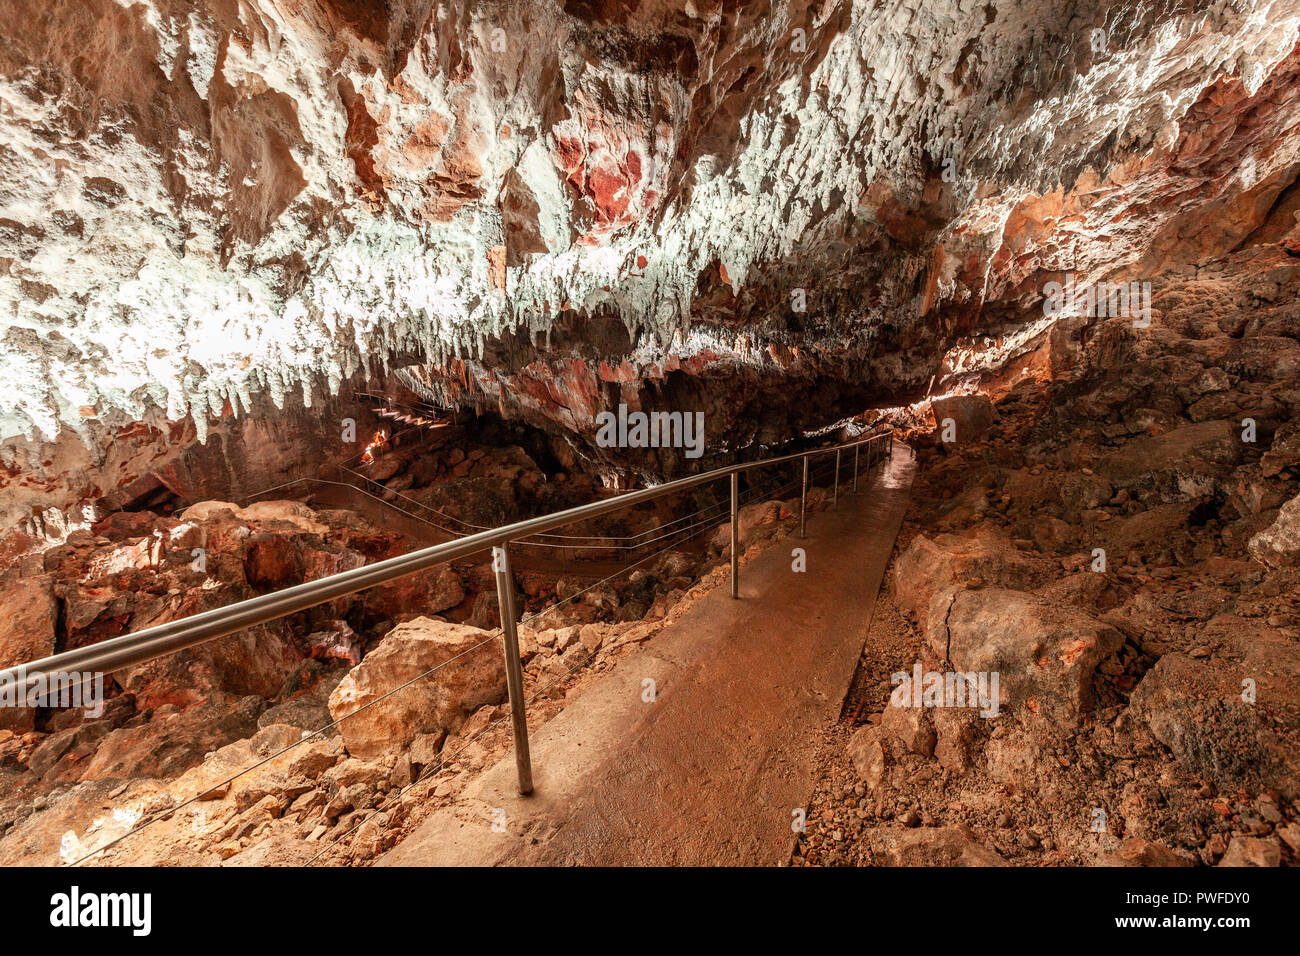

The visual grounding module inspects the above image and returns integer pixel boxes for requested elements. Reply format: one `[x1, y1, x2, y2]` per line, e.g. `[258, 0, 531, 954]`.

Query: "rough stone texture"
[1218, 835, 1283, 867]
[1103, 838, 1194, 867]
[4, 0, 1300, 519]
[890, 529, 1043, 629]
[931, 393, 995, 443]
[327, 616, 506, 761]
[863, 825, 1007, 866]
[846, 724, 885, 790]
[1123, 652, 1290, 799]
[925, 586, 1124, 726]
[73, 697, 266, 784]
[0, 574, 58, 731]
[880, 701, 937, 758]
[1248, 490, 1300, 567]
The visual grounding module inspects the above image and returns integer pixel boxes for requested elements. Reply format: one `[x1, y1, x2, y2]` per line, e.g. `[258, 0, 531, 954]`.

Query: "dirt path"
[380, 444, 916, 866]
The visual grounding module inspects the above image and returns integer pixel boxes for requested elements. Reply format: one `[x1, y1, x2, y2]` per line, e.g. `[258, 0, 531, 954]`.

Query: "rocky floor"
[6, 236, 1300, 870]
[0, 430, 840, 866]
[795, 242, 1300, 868]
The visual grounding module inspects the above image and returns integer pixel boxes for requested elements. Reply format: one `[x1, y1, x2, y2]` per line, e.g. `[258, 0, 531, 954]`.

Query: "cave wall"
[2, 0, 1300, 526]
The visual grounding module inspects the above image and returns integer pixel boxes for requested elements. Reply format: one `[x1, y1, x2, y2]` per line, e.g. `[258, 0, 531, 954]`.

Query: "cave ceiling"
[1, 0, 1298, 461]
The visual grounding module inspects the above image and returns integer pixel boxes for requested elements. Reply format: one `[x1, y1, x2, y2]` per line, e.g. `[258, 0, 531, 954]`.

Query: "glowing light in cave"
[360, 429, 389, 465]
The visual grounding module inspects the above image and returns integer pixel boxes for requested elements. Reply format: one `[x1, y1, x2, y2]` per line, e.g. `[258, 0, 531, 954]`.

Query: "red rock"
[243, 533, 307, 589]
[327, 617, 506, 761]
[925, 587, 1123, 726]
[931, 394, 995, 442]
[0, 575, 58, 731]
[890, 530, 1042, 631]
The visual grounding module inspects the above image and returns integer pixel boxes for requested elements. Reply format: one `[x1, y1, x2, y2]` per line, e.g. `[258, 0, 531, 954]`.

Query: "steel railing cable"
[340, 462, 711, 543]
[336, 462, 756, 546]
[305, 458, 847, 862]
[3, 432, 891, 697]
[236, 419, 869, 549]
[341, 454, 831, 557]
[70, 455, 844, 867]
[72, 484, 721, 866]
[241, 471, 717, 550]
[245, 460, 747, 550]
[66, 629, 502, 867]
[303, 461, 844, 865]
[252, 462, 806, 553]
[338, 449, 839, 548]
[332, 423, 858, 544]
[300, 495, 764, 865]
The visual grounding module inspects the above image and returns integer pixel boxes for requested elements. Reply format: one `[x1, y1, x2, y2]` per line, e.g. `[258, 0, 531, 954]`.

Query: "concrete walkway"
[381, 444, 916, 866]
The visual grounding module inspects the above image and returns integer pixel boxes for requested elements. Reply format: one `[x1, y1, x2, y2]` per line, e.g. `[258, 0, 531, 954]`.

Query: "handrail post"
[833, 449, 841, 509]
[853, 445, 859, 493]
[492, 543, 533, 795]
[730, 472, 739, 599]
[5, 431, 914, 688]
[800, 455, 808, 539]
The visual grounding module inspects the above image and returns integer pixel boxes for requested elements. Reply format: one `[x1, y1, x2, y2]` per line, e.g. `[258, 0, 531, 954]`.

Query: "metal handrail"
[1, 427, 893, 795]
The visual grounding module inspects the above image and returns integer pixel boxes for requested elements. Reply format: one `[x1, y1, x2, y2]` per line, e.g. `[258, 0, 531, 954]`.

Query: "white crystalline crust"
[0, 0, 1296, 446]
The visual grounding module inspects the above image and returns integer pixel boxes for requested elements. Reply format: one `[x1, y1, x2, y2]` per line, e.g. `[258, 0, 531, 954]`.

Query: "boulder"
[74, 697, 266, 783]
[166, 522, 206, 552]
[1095, 420, 1239, 500]
[932, 708, 981, 773]
[931, 394, 996, 443]
[890, 530, 1041, 629]
[285, 738, 343, 779]
[27, 720, 114, 780]
[863, 824, 1007, 866]
[223, 835, 319, 867]
[925, 587, 1123, 726]
[328, 618, 506, 761]
[578, 623, 607, 653]
[1122, 653, 1284, 796]
[709, 499, 785, 551]
[552, 625, 582, 652]
[1098, 502, 1199, 565]
[408, 731, 447, 776]
[178, 501, 241, 523]
[233, 500, 330, 534]
[1247, 491, 1300, 567]
[257, 692, 336, 736]
[368, 564, 465, 620]
[1103, 837, 1194, 867]
[92, 510, 162, 540]
[846, 725, 886, 790]
[1031, 515, 1075, 553]
[304, 622, 362, 666]
[1058, 472, 1114, 511]
[117, 620, 301, 710]
[243, 533, 307, 588]
[1218, 836, 1282, 867]
[1261, 422, 1300, 477]
[880, 701, 936, 757]
[321, 757, 389, 794]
